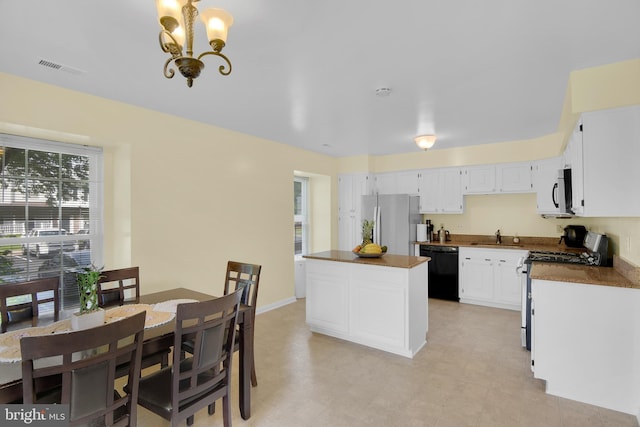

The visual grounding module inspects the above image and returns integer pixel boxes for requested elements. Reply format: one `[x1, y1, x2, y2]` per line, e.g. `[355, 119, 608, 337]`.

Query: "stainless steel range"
[527, 231, 609, 266]
[521, 231, 609, 351]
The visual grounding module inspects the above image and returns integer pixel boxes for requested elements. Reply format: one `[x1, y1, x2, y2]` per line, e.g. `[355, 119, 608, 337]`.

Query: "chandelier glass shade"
[156, 0, 234, 87]
[414, 135, 437, 150]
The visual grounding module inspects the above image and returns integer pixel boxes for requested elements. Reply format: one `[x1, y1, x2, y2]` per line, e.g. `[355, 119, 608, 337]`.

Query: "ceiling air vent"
[38, 58, 86, 75]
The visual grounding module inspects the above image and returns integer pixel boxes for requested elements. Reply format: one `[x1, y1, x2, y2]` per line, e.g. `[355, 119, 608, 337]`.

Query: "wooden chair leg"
[251, 361, 257, 387]
[222, 396, 232, 427]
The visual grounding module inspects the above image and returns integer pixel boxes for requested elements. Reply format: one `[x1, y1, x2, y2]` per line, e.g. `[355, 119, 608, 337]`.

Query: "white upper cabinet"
[463, 162, 533, 194]
[373, 172, 396, 195]
[570, 105, 640, 217]
[395, 170, 420, 195]
[497, 162, 533, 193]
[418, 167, 463, 214]
[374, 170, 419, 195]
[463, 165, 496, 194]
[533, 156, 563, 215]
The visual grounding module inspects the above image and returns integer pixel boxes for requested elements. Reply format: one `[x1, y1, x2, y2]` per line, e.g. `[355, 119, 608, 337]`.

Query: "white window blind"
[0, 133, 103, 310]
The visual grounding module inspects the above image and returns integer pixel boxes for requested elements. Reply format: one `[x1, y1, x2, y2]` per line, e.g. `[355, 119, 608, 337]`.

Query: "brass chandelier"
[155, 0, 234, 87]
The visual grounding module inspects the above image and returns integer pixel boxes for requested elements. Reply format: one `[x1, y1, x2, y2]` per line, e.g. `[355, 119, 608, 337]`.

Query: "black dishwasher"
[420, 245, 459, 301]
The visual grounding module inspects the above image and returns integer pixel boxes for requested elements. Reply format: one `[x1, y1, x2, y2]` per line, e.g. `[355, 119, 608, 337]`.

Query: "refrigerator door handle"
[374, 206, 381, 244]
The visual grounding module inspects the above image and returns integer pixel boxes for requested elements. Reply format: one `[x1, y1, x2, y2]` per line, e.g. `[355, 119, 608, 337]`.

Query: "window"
[294, 176, 309, 256]
[0, 134, 103, 310]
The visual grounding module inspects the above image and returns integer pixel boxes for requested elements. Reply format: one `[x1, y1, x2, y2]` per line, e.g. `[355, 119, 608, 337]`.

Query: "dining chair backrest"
[224, 261, 261, 311]
[0, 277, 60, 333]
[21, 311, 146, 427]
[136, 290, 242, 427]
[97, 267, 140, 308]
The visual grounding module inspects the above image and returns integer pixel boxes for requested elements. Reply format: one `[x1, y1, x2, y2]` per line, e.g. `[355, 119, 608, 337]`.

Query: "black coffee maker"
[425, 220, 433, 242]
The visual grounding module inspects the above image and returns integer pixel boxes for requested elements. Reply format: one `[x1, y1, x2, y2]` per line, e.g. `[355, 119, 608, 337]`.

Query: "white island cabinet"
[304, 250, 429, 358]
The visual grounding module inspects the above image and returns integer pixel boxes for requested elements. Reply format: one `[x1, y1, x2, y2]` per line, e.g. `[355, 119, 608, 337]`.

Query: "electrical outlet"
[556, 224, 564, 233]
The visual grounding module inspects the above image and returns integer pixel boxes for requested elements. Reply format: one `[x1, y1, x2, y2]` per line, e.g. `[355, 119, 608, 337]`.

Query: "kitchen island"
[303, 250, 429, 358]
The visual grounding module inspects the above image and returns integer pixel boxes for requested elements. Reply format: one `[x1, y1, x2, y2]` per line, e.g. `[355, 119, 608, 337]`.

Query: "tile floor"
[135, 298, 639, 427]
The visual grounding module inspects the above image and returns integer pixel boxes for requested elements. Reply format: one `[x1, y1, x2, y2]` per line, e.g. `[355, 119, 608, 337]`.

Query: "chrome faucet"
[495, 229, 502, 244]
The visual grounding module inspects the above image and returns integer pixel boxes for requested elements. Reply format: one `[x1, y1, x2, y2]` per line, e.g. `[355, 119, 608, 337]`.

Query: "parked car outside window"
[21, 229, 75, 258]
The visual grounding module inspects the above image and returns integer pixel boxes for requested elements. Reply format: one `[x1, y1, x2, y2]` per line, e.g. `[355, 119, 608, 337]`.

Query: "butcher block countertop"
[303, 250, 429, 269]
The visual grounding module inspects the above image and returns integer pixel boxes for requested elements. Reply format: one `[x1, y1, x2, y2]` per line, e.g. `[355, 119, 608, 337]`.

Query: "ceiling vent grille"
[38, 59, 86, 75]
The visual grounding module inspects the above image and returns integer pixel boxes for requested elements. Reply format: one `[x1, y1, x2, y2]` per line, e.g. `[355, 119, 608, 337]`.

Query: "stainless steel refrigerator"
[361, 194, 421, 256]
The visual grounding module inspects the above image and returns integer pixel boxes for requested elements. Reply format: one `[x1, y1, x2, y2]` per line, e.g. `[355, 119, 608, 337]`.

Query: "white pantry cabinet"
[459, 247, 528, 311]
[338, 173, 373, 251]
[418, 167, 463, 214]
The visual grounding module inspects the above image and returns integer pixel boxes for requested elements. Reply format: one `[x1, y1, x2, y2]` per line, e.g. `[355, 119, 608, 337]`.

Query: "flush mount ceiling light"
[375, 87, 392, 97]
[414, 135, 437, 151]
[156, 0, 234, 87]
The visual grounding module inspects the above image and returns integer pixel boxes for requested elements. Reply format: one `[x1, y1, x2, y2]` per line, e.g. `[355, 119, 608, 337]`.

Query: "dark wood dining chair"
[182, 261, 262, 386]
[0, 277, 60, 333]
[97, 266, 170, 370]
[97, 266, 141, 308]
[21, 311, 146, 427]
[135, 290, 243, 427]
[224, 261, 261, 387]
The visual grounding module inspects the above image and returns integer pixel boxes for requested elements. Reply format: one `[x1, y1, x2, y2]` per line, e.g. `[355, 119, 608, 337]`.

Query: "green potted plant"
[72, 264, 105, 330]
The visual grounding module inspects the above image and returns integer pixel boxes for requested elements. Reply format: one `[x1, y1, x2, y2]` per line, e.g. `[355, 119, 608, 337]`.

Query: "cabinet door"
[463, 165, 496, 194]
[306, 261, 350, 334]
[460, 256, 493, 301]
[533, 157, 562, 215]
[338, 174, 354, 215]
[395, 171, 419, 195]
[338, 214, 358, 251]
[418, 169, 439, 213]
[568, 123, 585, 215]
[581, 105, 640, 216]
[497, 162, 533, 193]
[440, 168, 463, 213]
[374, 173, 396, 195]
[494, 258, 522, 307]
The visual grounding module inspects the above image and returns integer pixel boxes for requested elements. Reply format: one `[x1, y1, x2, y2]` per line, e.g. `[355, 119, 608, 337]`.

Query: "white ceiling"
[1, 1, 639, 157]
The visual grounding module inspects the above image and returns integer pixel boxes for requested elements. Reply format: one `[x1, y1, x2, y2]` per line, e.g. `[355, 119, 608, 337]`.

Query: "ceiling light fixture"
[414, 135, 437, 151]
[155, 0, 234, 87]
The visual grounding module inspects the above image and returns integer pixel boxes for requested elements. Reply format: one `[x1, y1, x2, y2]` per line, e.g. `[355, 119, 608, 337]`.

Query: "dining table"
[0, 287, 255, 420]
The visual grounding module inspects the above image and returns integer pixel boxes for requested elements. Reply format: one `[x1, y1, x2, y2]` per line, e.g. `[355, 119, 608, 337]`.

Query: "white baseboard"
[255, 296, 297, 315]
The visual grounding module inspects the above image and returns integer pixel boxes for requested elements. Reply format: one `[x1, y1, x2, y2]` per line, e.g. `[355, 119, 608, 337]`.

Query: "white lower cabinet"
[531, 279, 640, 415]
[459, 247, 528, 311]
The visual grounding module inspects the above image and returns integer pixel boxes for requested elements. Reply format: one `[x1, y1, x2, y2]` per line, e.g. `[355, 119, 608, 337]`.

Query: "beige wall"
[0, 73, 336, 308]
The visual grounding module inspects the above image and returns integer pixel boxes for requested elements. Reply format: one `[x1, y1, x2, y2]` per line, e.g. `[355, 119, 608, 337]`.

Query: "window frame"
[294, 176, 309, 256]
[0, 133, 104, 310]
